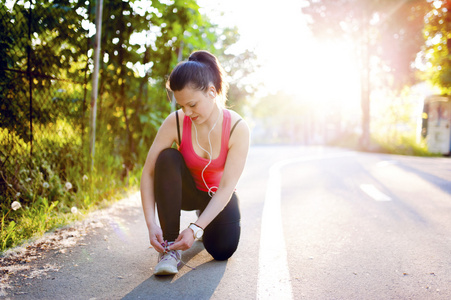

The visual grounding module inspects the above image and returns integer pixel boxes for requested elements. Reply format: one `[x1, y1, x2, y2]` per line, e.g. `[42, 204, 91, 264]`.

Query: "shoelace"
[160, 241, 196, 270]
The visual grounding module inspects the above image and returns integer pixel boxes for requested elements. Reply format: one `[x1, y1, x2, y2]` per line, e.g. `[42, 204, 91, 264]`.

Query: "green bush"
[0, 120, 142, 252]
[372, 132, 437, 157]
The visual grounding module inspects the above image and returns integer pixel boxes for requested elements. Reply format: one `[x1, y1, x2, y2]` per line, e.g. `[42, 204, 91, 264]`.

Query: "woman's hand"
[168, 228, 195, 251]
[148, 225, 165, 253]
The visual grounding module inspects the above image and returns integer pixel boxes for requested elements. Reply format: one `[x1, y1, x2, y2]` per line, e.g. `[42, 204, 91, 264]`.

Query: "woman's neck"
[202, 105, 222, 130]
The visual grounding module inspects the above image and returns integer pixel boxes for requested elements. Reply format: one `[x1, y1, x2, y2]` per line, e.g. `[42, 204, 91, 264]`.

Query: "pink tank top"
[179, 109, 231, 192]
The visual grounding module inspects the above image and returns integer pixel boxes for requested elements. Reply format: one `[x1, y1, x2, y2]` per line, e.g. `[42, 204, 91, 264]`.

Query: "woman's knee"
[206, 245, 238, 261]
[155, 148, 183, 170]
[203, 223, 241, 261]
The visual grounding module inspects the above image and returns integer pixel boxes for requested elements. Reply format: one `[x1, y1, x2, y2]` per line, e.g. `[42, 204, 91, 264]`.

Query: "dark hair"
[167, 50, 229, 106]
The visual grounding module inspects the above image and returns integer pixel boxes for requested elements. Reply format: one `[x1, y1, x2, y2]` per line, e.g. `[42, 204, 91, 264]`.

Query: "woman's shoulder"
[163, 109, 185, 123]
[224, 109, 249, 150]
[160, 110, 183, 132]
[225, 109, 249, 134]
[225, 109, 244, 124]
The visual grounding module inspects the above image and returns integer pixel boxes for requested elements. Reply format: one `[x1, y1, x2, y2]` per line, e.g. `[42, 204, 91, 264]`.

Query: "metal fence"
[0, 1, 90, 204]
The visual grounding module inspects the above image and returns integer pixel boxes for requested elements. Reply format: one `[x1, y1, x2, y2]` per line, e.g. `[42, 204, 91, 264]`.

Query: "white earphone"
[192, 105, 221, 197]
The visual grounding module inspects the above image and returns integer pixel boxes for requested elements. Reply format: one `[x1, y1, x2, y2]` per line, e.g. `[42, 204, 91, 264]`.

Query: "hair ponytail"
[167, 50, 229, 107]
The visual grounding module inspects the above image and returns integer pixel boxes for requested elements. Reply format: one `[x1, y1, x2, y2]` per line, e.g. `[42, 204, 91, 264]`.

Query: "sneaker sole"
[154, 266, 178, 276]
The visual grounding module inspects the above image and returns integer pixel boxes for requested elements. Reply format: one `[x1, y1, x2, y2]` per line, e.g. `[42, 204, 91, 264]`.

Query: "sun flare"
[199, 0, 361, 112]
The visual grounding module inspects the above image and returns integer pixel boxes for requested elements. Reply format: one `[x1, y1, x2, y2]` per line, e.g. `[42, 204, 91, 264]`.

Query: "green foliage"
[0, 126, 140, 251]
[95, 0, 225, 169]
[0, 0, 257, 252]
[221, 49, 259, 116]
[372, 133, 434, 156]
[1, 195, 78, 251]
[326, 129, 435, 156]
[423, 0, 451, 94]
[1, 221, 17, 250]
[0, 0, 89, 142]
[368, 86, 436, 156]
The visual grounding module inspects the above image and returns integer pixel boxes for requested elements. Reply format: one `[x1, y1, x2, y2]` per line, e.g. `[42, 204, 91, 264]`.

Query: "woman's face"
[174, 86, 216, 124]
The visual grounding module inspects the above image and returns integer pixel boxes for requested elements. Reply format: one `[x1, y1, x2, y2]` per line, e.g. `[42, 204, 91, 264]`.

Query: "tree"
[0, 0, 257, 182]
[423, 0, 451, 94]
[93, 0, 258, 172]
[215, 27, 259, 116]
[0, 0, 257, 236]
[377, 1, 428, 89]
[0, 0, 89, 143]
[302, 0, 427, 149]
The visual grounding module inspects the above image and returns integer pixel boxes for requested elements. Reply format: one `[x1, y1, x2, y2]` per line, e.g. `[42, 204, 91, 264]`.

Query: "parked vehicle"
[422, 95, 451, 155]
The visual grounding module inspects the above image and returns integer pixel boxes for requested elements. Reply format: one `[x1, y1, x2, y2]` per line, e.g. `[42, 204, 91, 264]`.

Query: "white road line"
[360, 184, 392, 201]
[258, 162, 292, 300]
[376, 160, 398, 167]
[257, 151, 355, 299]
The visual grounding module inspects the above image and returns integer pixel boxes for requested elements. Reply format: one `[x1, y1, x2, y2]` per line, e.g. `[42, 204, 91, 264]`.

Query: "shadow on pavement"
[396, 161, 451, 196]
[122, 241, 228, 299]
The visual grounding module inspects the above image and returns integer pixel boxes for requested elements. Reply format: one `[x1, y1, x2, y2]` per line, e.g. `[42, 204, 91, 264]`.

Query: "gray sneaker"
[154, 246, 182, 275]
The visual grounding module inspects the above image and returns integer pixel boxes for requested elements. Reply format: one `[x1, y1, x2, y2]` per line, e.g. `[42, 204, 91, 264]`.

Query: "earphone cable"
[193, 106, 221, 197]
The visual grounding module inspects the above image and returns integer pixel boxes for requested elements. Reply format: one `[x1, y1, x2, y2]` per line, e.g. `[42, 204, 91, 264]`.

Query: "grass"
[328, 130, 440, 157]
[0, 120, 143, 254]
[373, 134, 437, 156]
[0, 168, 141, 254]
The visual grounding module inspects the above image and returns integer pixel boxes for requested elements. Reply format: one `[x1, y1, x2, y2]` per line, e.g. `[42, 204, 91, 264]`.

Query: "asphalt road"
[2, 145, 451, 299]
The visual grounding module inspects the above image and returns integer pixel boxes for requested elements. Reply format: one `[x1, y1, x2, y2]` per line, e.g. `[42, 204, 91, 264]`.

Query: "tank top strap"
[175, 110, 181, 145]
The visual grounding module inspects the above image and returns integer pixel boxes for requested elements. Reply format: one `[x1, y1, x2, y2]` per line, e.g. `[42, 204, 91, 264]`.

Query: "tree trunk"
[118, 1, 134, 174]
[89, 0, 103, 170]
[359, 11, 371, 151]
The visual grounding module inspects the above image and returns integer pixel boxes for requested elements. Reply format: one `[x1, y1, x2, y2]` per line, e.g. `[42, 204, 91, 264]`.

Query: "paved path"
[1, 146, 451, 299]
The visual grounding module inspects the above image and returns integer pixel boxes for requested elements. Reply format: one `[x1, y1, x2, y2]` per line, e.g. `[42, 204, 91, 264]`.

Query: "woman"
[140, 50, 250, 275]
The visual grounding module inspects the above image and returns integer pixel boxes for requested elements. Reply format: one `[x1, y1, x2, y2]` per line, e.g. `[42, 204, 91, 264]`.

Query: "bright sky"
[198, 0, 361, 111]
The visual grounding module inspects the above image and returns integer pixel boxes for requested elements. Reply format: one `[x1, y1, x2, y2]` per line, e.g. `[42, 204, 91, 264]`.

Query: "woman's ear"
[208, 86, 217, 99]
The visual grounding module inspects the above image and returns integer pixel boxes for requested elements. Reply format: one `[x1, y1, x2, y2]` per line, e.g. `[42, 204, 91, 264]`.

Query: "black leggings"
[154, 148, 241, 261]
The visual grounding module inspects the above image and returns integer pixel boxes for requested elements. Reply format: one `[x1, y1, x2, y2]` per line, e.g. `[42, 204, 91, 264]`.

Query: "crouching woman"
[140, 50, 250, 275]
